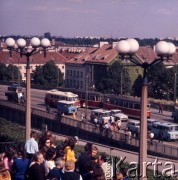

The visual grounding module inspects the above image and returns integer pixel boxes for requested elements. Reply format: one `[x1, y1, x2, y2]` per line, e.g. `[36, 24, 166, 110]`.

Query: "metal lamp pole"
[5, 37, 51, 141]
[174, 72, 177, 105]
[117, 39, 176, 179]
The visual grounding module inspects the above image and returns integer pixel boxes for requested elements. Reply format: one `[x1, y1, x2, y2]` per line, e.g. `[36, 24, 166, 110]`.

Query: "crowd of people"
[0, 130, 130, 180]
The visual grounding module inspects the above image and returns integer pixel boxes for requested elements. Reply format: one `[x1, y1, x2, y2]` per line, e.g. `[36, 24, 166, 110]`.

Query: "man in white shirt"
[25, 131, 39, 160]
[98, 154, 112, 180]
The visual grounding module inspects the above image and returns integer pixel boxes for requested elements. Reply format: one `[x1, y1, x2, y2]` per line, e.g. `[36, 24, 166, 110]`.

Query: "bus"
[45, 89, 80, 108]
[59, 88, 151, 119]
[151, 122, 178, 141]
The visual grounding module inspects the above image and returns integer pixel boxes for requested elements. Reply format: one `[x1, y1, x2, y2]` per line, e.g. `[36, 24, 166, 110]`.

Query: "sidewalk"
[151, 108, 172, 117]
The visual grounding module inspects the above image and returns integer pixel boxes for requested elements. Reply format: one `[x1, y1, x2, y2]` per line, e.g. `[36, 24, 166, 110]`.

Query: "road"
[1, 84, 178, 148]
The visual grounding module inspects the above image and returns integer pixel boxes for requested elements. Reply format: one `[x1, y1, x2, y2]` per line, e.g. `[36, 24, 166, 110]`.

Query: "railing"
[0, 99, 178, 159]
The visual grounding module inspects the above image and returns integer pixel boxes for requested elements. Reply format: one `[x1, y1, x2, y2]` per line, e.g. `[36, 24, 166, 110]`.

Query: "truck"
[57, 100, 77, 115]
[5, 91, 26, 103]
[5, 84, 25, 104]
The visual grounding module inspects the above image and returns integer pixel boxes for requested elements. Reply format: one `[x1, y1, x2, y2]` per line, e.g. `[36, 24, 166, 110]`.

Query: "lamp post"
[85, 73, 89, 120]
[116, 39, 176, 179]
[5, 37, 51, 141]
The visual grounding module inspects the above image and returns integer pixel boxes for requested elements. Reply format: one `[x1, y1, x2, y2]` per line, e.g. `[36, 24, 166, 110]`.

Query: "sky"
[0, 0, 178, 39]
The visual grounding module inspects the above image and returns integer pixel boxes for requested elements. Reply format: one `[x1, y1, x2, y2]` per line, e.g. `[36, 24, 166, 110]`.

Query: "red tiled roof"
[66, 44, 117, 65]
[0, 50, 68, 64]
[136, 46, 178, 65]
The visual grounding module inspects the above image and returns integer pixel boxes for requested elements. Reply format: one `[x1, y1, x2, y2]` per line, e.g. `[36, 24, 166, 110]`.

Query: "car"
[90, 108, 114, 124]
[126, 120, 140, 134]
[147, 119, 159, 130]
[8, 83, 22, 92]
[110, 109, 128, 121]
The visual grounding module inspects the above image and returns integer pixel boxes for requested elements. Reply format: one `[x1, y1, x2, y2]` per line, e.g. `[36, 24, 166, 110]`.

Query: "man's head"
[65, 160, 75, 171]
[55, 157, 65, 169]
[34, 152, 44, 165]
[30, 131, 37, 139]
[84, 142, 93, 154]
[98, 153, 107, 166]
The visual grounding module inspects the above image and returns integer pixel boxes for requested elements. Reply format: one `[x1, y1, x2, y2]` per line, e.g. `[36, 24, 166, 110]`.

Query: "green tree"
[32, 65, 45, 85]
[97, 61, 131, 95]
[147, 63, 174, 100]
[32, 60, 64, 87]
[0, 63, 7, 81]
[131, 74, 142, 97]
[5, 64, 20, 82]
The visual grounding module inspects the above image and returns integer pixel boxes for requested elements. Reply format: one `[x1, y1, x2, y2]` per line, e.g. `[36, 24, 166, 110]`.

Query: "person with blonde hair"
[61, 160, 82, 180]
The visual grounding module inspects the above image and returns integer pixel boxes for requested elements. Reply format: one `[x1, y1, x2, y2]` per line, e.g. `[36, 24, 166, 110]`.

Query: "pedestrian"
[149, 131, 154, 145]
[44, 147, 56, 176]
[126, 130, 132, 144]
[12, 148, 30, 180]
[158, 130, 163, 143]
[158, 103, 163, 113]
[117, 120, 121, 130]
[46, 105, 50, 113]
[61, 160, 82, 180]
[25, 131, 39, 161]
[28, 152, 46, 180]
[98, 153, 112, 180]
[80, 112, 84, 121]
[47, 157, 65, 180]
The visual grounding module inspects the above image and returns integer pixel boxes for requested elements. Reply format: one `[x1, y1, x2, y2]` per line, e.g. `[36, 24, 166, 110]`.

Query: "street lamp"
[5, 37, 51, 141]
[116, 39, 176, 179]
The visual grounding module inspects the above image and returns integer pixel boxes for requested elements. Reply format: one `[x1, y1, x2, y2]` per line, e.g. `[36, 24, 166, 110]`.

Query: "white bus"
[151, 122, 178, 141]
[45, 89, 80, 108]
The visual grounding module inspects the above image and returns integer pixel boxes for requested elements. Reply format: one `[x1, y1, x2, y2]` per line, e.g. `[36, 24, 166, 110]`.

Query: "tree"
[32, 65, 45, 85]
[97, 61, 131, 95]
[5, 64, 20, 82]
[0, 63, 7, 81]
[131, 75, 142, 97]
[32, 60, 64, 87]
[147, 63, 174, 100]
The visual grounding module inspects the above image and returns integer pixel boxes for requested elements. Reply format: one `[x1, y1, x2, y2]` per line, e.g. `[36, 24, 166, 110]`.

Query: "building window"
[74, 71, 76, 77]
[67, 70, 69, 76]
[80, 71, 83, 78]
[77, 71, 79, 78]
[70, 70, 72, 76]
[80, 81, 83, 89]
[62, 66, 64, 69]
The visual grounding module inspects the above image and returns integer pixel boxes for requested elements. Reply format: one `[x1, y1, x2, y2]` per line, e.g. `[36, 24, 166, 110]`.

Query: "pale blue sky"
[0, 0, 178, 39]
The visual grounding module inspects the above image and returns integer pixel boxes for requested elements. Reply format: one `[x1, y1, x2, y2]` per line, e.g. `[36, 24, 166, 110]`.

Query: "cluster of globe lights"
[116, 38, 176, 56]
[5, 37, 51, 49]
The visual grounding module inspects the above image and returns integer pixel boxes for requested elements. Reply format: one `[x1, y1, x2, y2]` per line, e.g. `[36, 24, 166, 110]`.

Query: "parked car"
[90, 108, 114, 124]
[126, 120, 140, 134]
[110, 109, 128, 121]
[8, 83, 22, 92]
[147, 119, 159, 130]
[151, 122, 178, 141]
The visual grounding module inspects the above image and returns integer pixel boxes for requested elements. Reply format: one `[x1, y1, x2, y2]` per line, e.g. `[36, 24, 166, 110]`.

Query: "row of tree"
[0, 60, 177, 101]
[97, 61, 178, 100]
